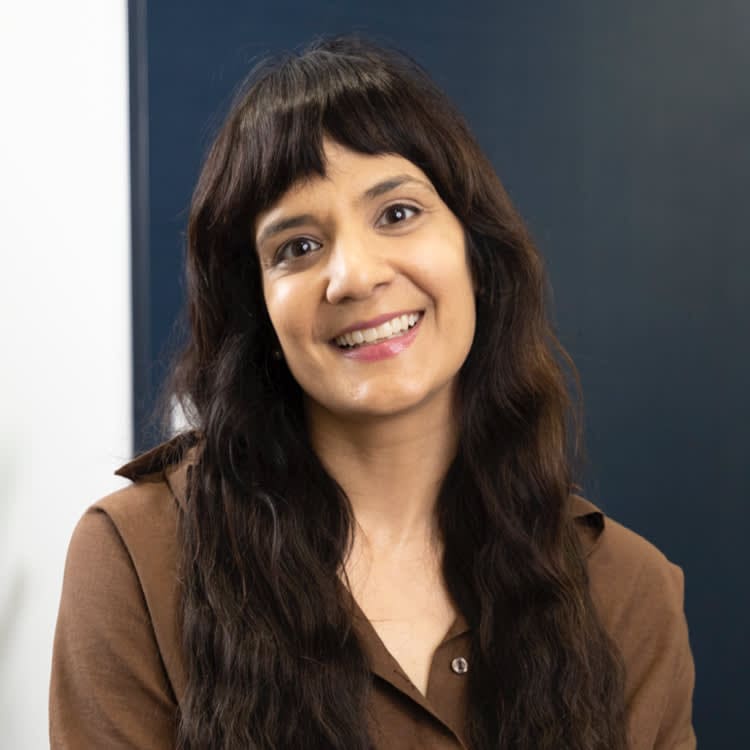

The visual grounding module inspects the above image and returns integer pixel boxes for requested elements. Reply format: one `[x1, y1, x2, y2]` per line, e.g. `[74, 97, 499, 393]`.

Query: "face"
[254, 139, 476, 423]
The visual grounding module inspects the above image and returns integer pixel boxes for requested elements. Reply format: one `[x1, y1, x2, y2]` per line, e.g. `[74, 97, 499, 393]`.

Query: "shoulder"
[90, 465, 181, 571]
[50, 439, 197, 746]
[89, 430, 199, 564]
[60, 475, 180, 657]
[81, 475, 182, 627]
[571, 494, 687, 643]
[58, 434, 196, 701]
[573, 497, 686, 636]
[571, 495, 696, 749]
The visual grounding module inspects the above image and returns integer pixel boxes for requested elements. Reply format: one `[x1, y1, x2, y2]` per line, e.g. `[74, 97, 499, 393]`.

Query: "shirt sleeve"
[50, 508, 178, 749]
[651, 563, 696, 750]
[624, 559, 697, 750]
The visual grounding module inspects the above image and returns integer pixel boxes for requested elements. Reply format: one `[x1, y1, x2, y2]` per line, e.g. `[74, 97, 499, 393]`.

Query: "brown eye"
[377, 203, 420, 226]
[275, 237, 322, 264]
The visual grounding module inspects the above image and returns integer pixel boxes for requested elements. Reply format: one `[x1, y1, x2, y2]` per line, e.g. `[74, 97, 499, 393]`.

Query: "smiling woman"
[49, 35, 696, 750]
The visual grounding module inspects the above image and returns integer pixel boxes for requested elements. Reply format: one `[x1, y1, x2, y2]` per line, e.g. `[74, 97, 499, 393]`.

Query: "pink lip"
[331, 310, 423, 339]
[334, 313, 423, 362]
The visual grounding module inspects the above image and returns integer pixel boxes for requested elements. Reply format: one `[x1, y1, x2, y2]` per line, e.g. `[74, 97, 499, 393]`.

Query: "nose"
[324, 234, 394, 305]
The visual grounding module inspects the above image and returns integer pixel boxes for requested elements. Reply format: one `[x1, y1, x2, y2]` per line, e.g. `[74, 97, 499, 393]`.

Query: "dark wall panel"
[129, 2, 749, 745]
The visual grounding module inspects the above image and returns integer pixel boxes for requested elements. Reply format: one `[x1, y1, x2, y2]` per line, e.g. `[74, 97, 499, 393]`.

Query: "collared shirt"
[49, 437, 696, 749]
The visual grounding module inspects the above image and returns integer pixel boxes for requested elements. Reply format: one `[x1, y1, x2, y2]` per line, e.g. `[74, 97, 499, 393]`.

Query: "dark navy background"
[129, 2, 749, 745]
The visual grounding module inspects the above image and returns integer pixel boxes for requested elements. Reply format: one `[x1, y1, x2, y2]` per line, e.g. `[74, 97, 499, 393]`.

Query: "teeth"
[375, 322, 392, 338]
[335, 313, 421, 348]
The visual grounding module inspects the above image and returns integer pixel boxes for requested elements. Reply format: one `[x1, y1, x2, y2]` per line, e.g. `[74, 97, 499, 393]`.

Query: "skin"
[254, 139, 476, 571]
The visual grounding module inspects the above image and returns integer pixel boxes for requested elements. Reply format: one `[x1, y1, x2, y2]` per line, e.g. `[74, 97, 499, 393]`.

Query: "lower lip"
[334, 314, 423, 362]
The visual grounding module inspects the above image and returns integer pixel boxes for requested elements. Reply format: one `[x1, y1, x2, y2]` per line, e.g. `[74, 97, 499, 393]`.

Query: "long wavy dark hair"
[169, 34, 627, 749]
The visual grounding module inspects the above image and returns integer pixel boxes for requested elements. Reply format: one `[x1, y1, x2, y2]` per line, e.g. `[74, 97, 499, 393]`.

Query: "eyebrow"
[256, 174, 435, 248]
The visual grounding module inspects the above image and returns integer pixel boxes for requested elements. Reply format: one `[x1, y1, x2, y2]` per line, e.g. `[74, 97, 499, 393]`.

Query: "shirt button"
[451, 657, 469, 674]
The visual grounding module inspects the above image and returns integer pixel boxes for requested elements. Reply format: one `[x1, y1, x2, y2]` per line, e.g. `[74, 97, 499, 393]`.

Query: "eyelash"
[273, 203, 422, 264]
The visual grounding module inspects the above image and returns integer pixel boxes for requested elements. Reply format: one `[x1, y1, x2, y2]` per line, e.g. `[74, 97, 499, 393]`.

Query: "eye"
[376, 203, 421, 227]
[274, 237, 322, 264]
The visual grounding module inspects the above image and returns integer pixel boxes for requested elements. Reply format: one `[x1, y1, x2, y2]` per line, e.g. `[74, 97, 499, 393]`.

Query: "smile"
[334, 312, 421, 349]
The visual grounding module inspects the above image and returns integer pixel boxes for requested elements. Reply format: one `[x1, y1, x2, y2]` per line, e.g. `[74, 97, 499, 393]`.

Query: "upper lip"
[331, 310, 423, 339]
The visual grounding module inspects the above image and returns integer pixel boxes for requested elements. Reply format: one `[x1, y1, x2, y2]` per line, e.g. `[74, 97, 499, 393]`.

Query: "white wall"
[0, 2, 132, 747]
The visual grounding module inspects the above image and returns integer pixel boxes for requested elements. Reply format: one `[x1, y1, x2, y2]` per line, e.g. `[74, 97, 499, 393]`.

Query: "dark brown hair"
[170, 34, 627, 749]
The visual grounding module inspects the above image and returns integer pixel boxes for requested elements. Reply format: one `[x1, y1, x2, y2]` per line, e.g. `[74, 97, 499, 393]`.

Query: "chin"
[337, 383, 448, 421]
[302, 369, 459, 423]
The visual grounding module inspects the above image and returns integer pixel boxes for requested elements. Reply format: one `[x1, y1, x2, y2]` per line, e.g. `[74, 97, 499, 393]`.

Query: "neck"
[306, 394, 458, 559]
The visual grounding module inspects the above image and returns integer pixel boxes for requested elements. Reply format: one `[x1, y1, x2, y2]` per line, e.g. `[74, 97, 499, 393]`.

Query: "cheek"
[420, 242, 475, 314]
[263, 280, 310, 345]
[435, 252, 477, 348]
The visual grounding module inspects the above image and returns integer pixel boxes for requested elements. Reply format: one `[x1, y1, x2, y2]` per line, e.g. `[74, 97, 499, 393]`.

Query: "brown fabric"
[50, 437, 696, 749]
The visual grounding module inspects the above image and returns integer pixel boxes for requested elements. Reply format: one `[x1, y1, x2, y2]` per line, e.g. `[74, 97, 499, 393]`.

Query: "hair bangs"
[236, 46, 463, 228]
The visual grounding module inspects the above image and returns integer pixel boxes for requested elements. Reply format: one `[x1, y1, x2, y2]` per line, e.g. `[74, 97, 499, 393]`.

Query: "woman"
[50, 35, 695, 749]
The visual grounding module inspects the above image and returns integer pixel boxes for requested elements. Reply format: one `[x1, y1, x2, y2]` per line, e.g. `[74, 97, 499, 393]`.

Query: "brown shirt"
[50, 440, 696, 749]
